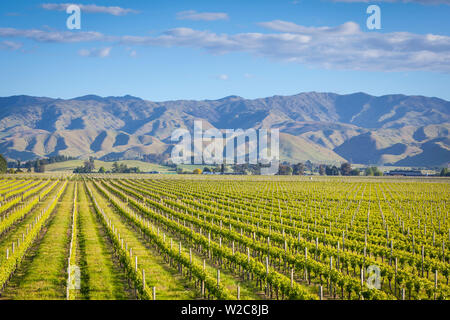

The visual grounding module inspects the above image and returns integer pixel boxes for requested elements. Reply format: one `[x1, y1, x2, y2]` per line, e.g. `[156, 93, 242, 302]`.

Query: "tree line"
[277, 162, 372, 176]
[0, 155, 75, 173]
[73, 158, 140, 174]
[176, 162, 384, 176]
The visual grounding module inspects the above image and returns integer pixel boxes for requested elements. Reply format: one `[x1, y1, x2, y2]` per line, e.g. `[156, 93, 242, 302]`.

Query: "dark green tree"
[340, 162, 352, 176]
[112, 162, 119, 173]
[365, 166, 382, 176]
[318, 165, 326, 176]
[74, 157, 96, 173]
[326, 165, 339, 176]
[34, 159, 46, 173]
[278, 165, 293, 175]
[0, 154, 7, 173]
[85, 157, 95, 172]
[293, 163, 305, 175]
[305, 160, 313, 171]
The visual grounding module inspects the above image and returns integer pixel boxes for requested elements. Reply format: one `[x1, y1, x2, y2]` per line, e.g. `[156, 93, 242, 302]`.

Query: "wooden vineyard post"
[304, 247, 309, 283]
[337, 242, 340, 270]
[208, 232, 211, 259]
[363, 245, 366, 268]
[434, 270, 438, 300]
[319, 285, 323, 300]
[291, 268, 294, 288]
[394, 257, 398, 296]
[189, 248, 192, 281]
[421, 245, 425, 277]
[442, 240, 446, 263]
[342, 231, 345, 251]
[360, 267, 364, 290]
[265, 256, 269, 297]
[390, 240, 393, 266]
[153, 287, 156, 300]
[179, 242, 182, 274]
[329, 256, 333, 293]
[217, 269, 221, 289]
[201, 259, 206, 298]
[142, 269, 145, 290]
[246, 247, 251, 280]
[237, 285, 240, 300]
[364, 230, 367, 249]
[219, 237, 222, 267]
[315, 237, 318, 260]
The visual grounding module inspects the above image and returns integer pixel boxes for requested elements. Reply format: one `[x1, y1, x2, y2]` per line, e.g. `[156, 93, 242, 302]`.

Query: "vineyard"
[0, 175, 448, 300]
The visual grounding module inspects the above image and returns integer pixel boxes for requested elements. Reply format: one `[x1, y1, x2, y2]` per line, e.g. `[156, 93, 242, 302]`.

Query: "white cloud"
[41, 3, 139, 16]
[217, 74, 229, 80]
[0, 40, 22, 51]
[244, 73, 254, 78]
[258, 20, 360, 35]
[2, 20, 450, 72]
[176, 10, 229, 21]
[78, 47, 111, 58]
[119, 21, 450, 72]
[0, 27, 107, 43]
[331, 0, 450, 4]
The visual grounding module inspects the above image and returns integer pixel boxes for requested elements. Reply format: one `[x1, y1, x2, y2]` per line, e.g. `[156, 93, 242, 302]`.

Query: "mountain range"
[0, 92, 449, 167]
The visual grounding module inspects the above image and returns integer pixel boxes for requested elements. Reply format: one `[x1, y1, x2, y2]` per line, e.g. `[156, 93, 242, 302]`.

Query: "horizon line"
[1, 91, 448, 103]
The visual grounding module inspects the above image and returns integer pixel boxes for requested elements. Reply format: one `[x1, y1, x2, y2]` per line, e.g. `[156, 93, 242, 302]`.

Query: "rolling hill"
[43, 160, 171, 173]
[0, 92, 448, 167]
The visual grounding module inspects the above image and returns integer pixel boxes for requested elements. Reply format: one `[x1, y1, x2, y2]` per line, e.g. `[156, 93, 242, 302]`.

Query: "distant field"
[352, 164, 438, 173]
[40, 159, 437, 176]
[176, 164, 216, 171]
[44, 160, 172, 173]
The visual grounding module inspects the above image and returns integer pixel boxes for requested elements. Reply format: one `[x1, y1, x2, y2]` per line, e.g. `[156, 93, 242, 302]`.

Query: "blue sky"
[1, 0, 449, 101]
